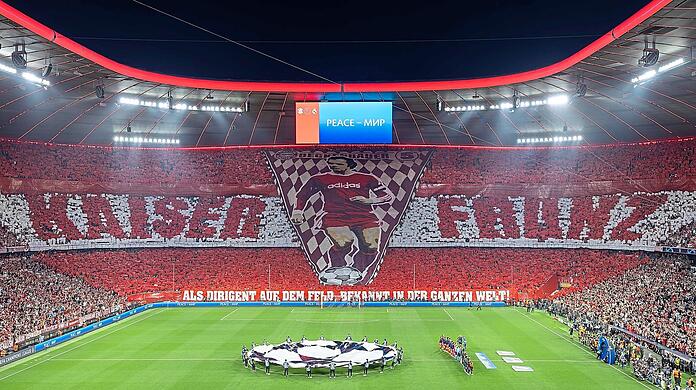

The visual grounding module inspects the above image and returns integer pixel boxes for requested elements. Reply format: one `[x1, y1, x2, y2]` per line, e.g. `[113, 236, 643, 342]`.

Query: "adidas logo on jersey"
[327, 182, 361, 189]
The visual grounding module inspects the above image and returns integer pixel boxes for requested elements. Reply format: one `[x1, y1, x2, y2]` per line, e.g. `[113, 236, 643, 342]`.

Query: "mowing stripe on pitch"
[515, 309, 652, 389]
[0, 309, 164, 382]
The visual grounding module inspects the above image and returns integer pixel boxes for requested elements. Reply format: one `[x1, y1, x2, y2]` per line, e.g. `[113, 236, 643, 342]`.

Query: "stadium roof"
[0, 0, 693, 147]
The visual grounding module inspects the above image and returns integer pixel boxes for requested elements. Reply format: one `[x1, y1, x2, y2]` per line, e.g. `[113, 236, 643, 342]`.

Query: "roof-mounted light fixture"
[442, 93, 569, 112]
[118, 95, 246, 113]
[638, 36, 660, 67]
[21, 72, 50, 86]
[510, 91, 520, 112]
[517, 135, 583, 144]
[114, 135, 180, 145]
[632, 57, 687, 85]
[11, 43, 27, 69]
[574, 75, 587, 98]
[41, 56, 53, 78]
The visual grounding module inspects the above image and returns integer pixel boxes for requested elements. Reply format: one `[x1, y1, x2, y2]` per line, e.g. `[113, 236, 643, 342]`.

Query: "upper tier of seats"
[424, 139, 696, 185]
[1, 138, 695, 187]
[0, 141, 273, 186]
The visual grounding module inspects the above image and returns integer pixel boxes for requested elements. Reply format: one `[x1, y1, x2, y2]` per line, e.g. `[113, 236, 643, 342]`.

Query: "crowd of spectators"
[0, 225, 22, 248]
[1, 138, 696, 189]
[551, 254, 696, 357]
[629, 342, 693, 389]
[2, 245, 690, 369]
[371, 248, 647, 296]
[423, 138, 696, 185]
[0, 140, 273, 186]
[394, 192, 695, 246]
[1, 138, 695, 367]
[0, 255, 126, 352]
[573, 327, 692, 387]
[28, 247, 646, 300]
[33, 248, 318, 296]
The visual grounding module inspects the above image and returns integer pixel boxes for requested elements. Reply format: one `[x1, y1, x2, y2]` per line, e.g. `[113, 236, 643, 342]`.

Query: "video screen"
[296, 102, 392, 144]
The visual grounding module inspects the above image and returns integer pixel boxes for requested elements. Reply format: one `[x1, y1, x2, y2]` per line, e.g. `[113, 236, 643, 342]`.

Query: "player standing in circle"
[264, 358, 270, 375]
[329, 362, 336, 378]
[347, 361, 353, 378]
[291, 156, 394, 285]
[363, 359, 369, 376]
[283, 360, 289, 377]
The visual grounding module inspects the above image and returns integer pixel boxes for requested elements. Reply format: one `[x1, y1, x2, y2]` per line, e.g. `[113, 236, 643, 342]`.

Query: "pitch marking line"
[220, 308, 239, 320]
[443, 308, 455, 321]
[47, 357, 601, 363]
[219, 318, 451, 322]
[0, 309, 165, 382]
[288, 309, 390, 314]
[293, 319, 381, 324]
[516, 309, 651, 390]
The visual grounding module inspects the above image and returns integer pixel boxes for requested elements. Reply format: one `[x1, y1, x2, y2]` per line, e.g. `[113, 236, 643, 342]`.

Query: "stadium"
[0, 0, 694, 388]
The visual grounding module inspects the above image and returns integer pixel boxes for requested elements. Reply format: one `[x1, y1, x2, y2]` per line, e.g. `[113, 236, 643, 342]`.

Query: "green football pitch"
[0, 306, 652, 389]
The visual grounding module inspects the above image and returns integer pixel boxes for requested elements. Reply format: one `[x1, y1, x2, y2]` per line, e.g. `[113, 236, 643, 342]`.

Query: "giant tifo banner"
[265, 149, 432, 285]
[1, 191, 695, 253]
[178, 289, 511, 302]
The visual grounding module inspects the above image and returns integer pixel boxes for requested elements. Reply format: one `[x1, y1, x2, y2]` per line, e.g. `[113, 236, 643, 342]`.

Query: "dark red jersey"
[294, 171, 391, 217]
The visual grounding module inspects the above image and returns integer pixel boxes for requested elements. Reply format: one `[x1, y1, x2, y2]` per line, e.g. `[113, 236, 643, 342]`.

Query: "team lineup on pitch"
[0, 307, 650, 389]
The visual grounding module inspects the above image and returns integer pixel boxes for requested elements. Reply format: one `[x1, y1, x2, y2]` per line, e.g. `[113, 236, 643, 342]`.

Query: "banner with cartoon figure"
[266, 149, 432, 285]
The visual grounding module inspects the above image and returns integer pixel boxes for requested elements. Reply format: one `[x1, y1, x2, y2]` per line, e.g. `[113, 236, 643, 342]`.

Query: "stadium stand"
[1, 190, 695, 249]
[373, 248, 647, 296]
[0, 139, 696, 190]
[0, 255, 126, 352]
[0, 140, 273, 187]
[552, 254, 696, 357]
[32, 248, 316, 296]
[423, 139, 696, 185]
[0, 139, 694, 362]
[23, 248, 646, 298]
[0, 246, 653, 353]
[0, 225, 21, 248]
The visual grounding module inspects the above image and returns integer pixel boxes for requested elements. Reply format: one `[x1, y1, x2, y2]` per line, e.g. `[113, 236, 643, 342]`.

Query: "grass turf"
[0, 306, 650, 389]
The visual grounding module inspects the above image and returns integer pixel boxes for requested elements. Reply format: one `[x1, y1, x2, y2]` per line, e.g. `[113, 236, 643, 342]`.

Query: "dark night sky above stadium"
[8, 0, 652, 83]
